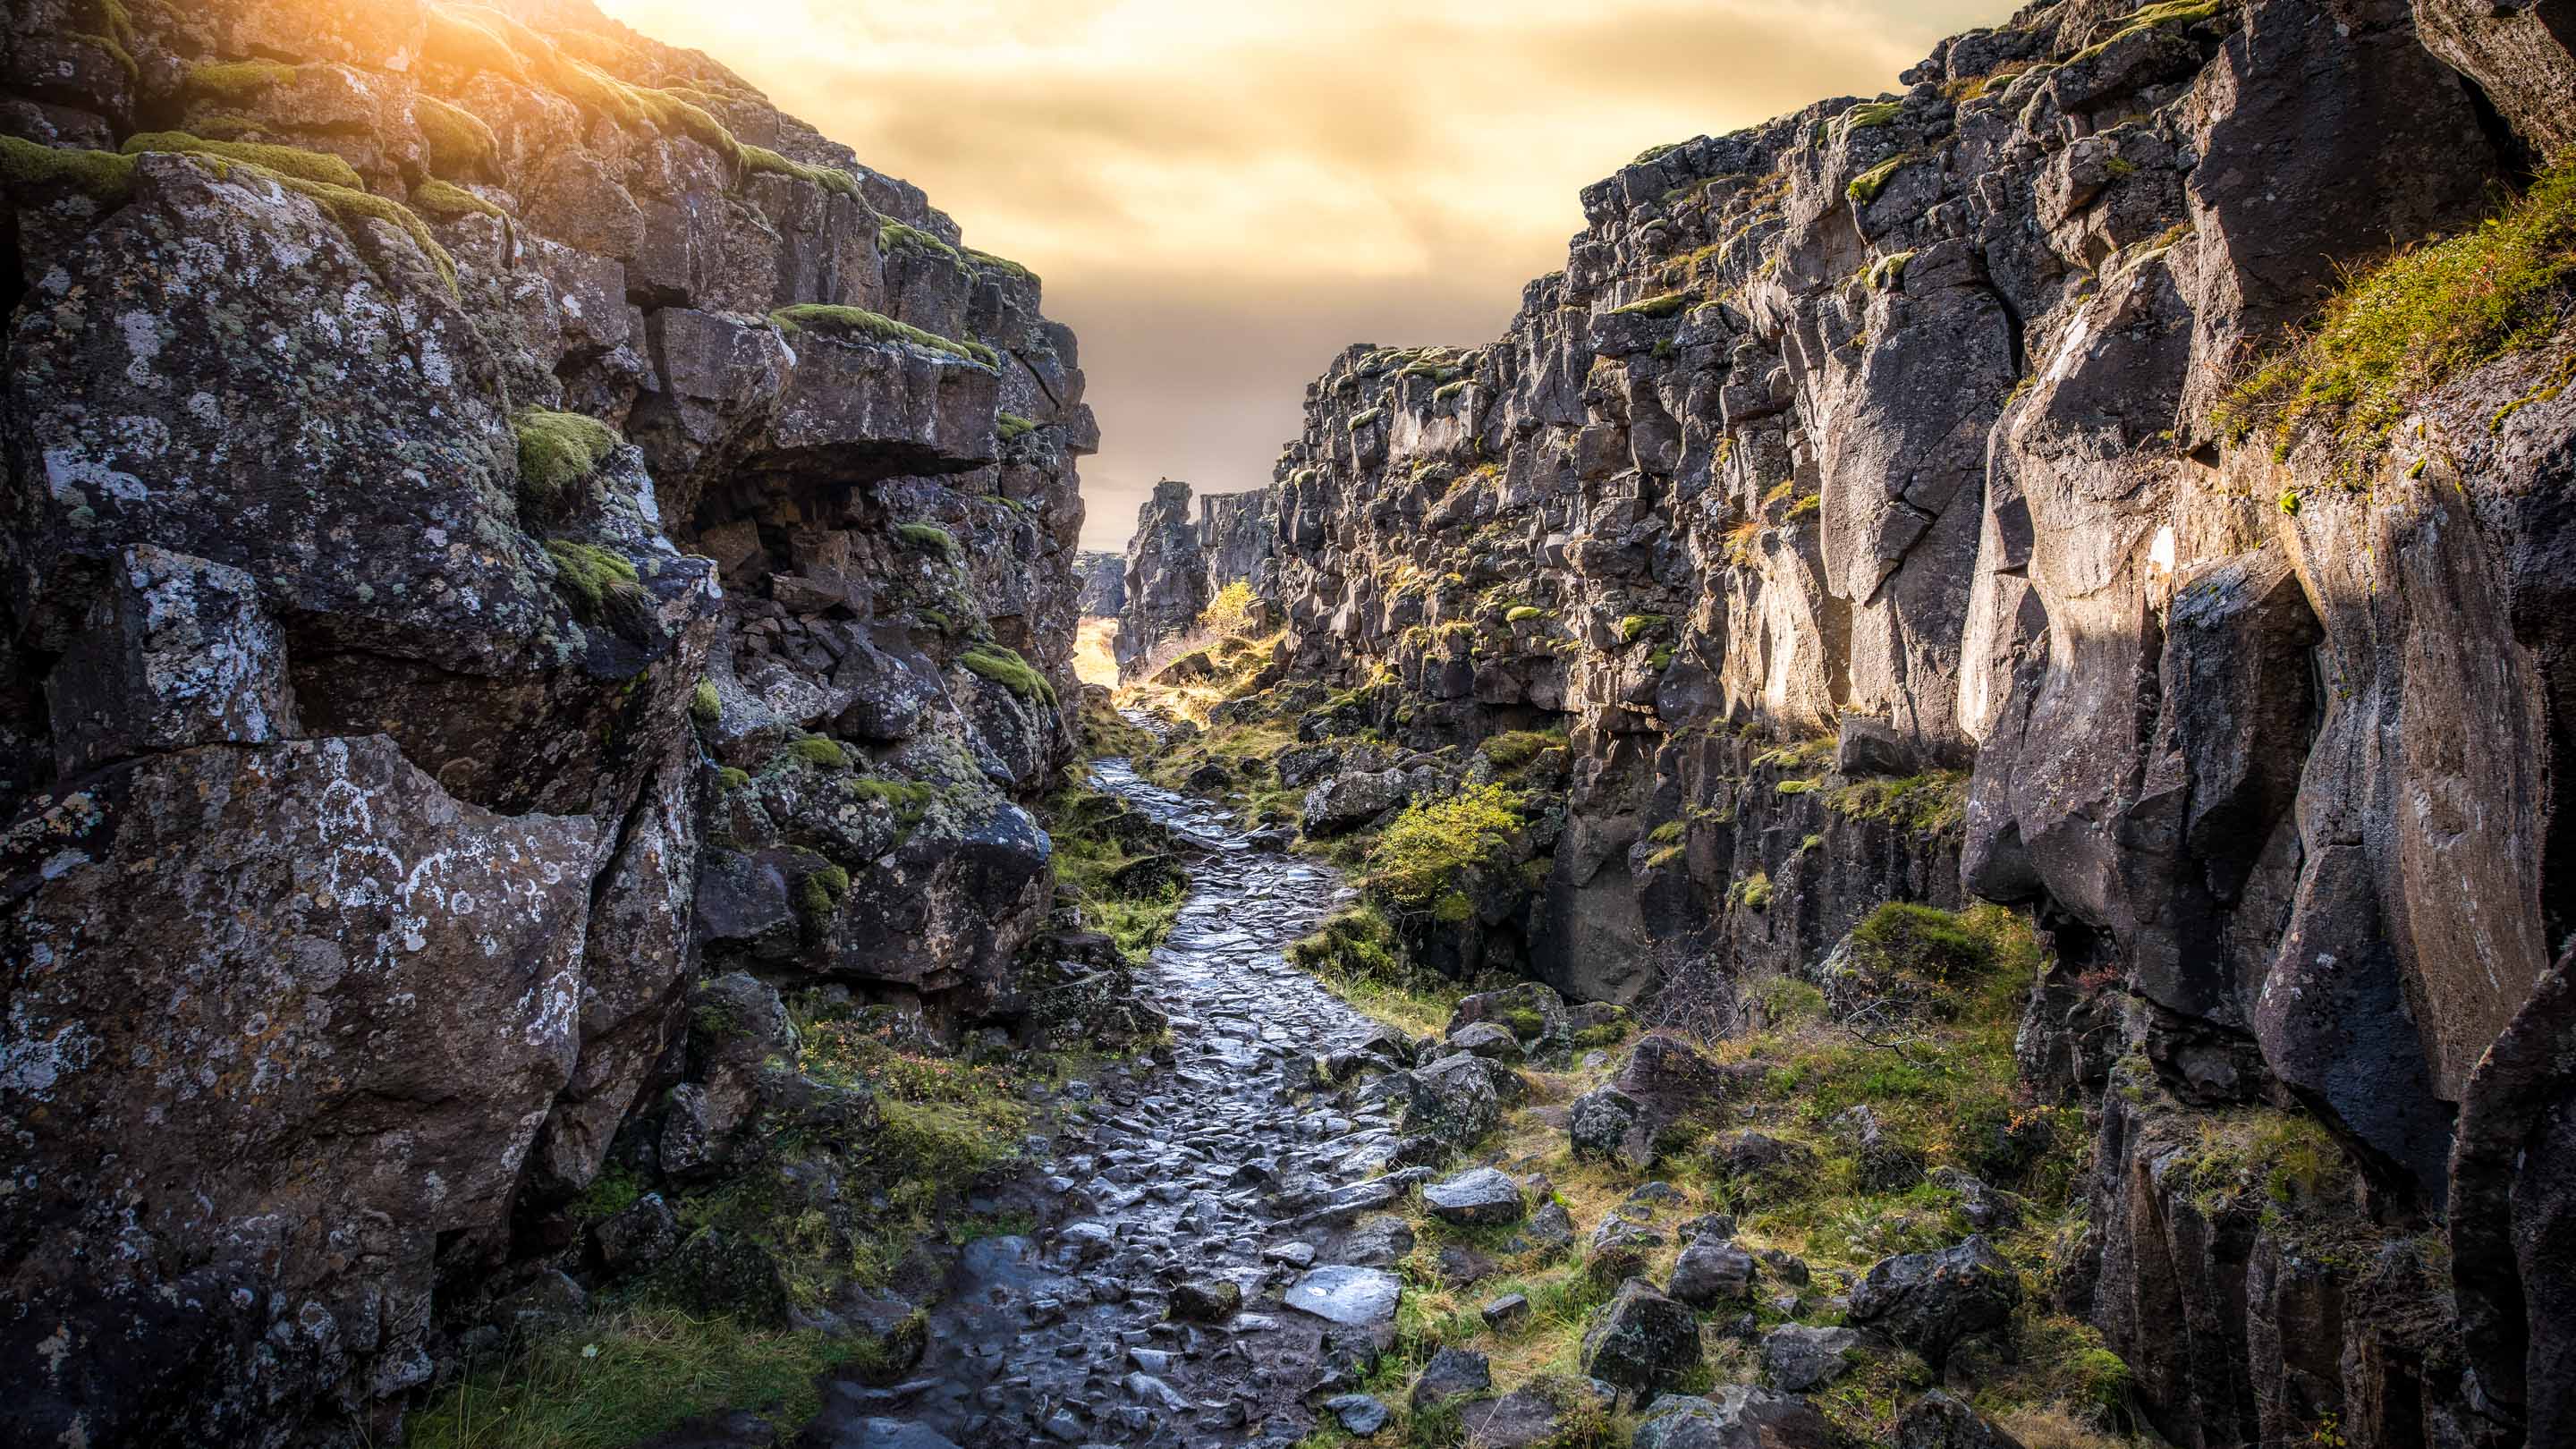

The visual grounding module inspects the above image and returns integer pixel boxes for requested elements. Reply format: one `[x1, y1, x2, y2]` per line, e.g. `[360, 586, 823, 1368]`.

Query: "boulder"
[1424, 1167, 1528, 1226]
[1410, 1346, 1492, 1407]
[1632, 1387, 1841, 1449]
[1669, 1241, 1758, 1308]
[1578, 1278, 1704, 1392]
[1893, 1391, 2029, 1449]
[1403, 1054, 1504, 1146]
[1761, 1325, 1862, 1393]
[1301, 768, 1416, 834]
[1169, 1277, 1241, 1323]
[1848, 1237, 2021, 1372]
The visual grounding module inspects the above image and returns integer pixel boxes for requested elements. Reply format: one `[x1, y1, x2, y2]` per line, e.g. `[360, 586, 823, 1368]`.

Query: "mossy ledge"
[771, 304, 999, 369]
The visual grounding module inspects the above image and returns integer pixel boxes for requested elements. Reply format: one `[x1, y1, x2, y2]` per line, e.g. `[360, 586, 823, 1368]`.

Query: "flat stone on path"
[1423, 1166, 1527, 1225]
[1284, 1265, 1402, 1330]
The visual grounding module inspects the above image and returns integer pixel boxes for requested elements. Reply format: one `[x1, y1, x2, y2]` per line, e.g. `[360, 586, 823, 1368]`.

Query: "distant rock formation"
[1114, 479, 1277, 676]
[1074, 549, 1127, 615]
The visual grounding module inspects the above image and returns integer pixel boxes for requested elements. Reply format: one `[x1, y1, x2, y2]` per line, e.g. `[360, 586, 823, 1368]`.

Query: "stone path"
[798, 755, 1411, 1449]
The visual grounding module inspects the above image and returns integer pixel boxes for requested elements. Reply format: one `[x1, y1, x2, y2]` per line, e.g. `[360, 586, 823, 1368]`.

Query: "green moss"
[2216, 160, 2576, 453]
[415, 94, 499, 179]
[691, 678, 721, 725]
[1431, 379, 1471, 405]
[1618, 613, 1671, 644]
[545, 540, 649, 629]
[963, 246, 1037, 282]
[575, 1169, 644, 1224]
[878, 217, 962, 262]
[1648, 821, 1686, 846]
[1505, 605, 1547, 623]
[1648, 646, 1675, 670]
[771, 304, 997, 369]
[182, 59, 297, 101]
[2073, 0, 2226, 63]
[513, 409, 623, 521]
[1479, 729, 1563, 773]
[1867, 250, 1915, 289]
[1432, 891, 1474, 924]
[1348, 408, 1385, 429]
[894, 522, 961, 561]
[0, 135, 136, 203]
[1633, 141, 1681, 165]
[1842, 100, 1903, 131]
[741, 144, 860, 199]
[846, 776, 938, 826]
[267, 168, 462, 294]
[2280, 489, 2302, 516]
[996, 411, 1038, 443]
[413, 178, 504, 219]
[790, 735, 850, 770]
[798, 863, 852, 921]
[72, 0, 138, 80]
[123, 131, 363, 190]
[716, 767, 751, 790]
[960, 644, 1058, 707]
[1610, 292, 1692, 319]
[1729, 871, 1774, 911]
[1848, 156, 1911, 206]
[407, 1309, 856, 1449]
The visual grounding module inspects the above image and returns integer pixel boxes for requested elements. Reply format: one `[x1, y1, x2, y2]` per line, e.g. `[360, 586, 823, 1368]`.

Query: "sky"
[596, 0, 2005, 550]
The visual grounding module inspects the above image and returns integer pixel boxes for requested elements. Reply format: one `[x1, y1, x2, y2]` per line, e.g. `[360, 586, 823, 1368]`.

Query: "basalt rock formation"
[0, 0, 1094, 1442]
[1230, 1, 2576, 1445]
[1114, 477, 1278, 676]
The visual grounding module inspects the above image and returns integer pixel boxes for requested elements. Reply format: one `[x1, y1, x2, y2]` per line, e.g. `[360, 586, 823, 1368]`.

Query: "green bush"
[1852, 902, 1990, 981]
[1198, 580, 1264, 639]
[183, 59, 296, 101]
[416, 94, 498, 178]
[1610, 292, 1691, 319]
[1365, 784, 1525, 911]
[414, 178, 504, 219]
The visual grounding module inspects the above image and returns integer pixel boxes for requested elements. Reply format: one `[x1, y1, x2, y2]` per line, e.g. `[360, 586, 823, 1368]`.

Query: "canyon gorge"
[4, 0, 2575, 1447]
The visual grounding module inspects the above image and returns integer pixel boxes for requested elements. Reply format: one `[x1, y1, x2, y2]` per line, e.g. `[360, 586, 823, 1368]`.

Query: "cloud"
[595, 0, 2008, 548]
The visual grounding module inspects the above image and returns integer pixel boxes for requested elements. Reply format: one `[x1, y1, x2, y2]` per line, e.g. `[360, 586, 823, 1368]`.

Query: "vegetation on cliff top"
[2219, 159, 2576, 451]
[771, 304, 999, 368]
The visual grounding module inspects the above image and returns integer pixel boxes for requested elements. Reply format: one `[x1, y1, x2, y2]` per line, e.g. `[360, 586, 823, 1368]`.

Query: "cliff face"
[1246, 1, 2576, 1444]
[0, 0, 1092, 1441]
[1114, 477, 1278, 675]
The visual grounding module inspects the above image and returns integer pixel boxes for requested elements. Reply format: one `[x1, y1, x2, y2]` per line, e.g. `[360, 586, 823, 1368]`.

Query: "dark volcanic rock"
[1848, 1236, 2021, 1373]
[1578, 1277, 1703, 1391]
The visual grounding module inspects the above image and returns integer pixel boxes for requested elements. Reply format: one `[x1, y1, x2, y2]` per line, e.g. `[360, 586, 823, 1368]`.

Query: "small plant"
[1729, 871, 1775, 911]
[797, 863, 851, 920]
[996, 411, 1038, 443]
[690, 679, 720, 725]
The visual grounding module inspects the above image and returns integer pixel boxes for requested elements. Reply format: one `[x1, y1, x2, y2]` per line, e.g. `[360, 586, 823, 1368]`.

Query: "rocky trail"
[798, 754, 1413, 1449]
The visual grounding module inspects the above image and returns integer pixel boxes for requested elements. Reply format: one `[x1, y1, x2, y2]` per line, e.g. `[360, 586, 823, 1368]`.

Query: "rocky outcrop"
[0, 0, 1093, 1441]
[1114, 478, 1277, 675]
[1249, 1, 2576, 1445]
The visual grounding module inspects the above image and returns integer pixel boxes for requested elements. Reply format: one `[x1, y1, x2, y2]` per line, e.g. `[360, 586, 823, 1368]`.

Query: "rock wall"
[1252, 2, 2576, 1445]
[0, 0, 1092, 1442]
[1114, 477, 1278, 675]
